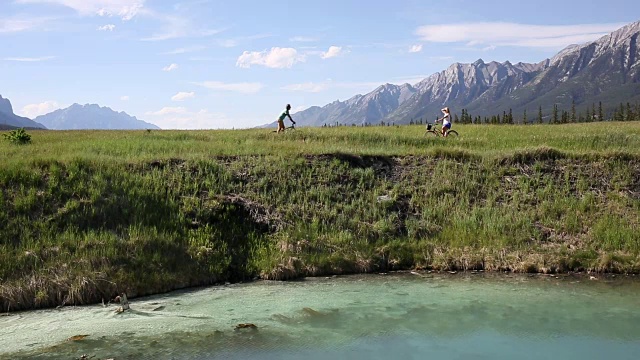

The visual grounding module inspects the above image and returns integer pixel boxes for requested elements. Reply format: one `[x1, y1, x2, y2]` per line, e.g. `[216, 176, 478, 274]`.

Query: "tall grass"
[1, 122, 639, 311]
[2, 122, 639, 164]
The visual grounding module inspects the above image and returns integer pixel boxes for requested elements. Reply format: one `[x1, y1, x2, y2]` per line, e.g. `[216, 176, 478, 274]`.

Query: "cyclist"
[435, 107, 452, 137]
[277, 104, 296, 133]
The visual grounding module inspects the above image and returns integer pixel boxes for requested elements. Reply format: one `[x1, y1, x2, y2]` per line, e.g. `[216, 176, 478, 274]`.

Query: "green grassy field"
[1, 122, 640, 311]
[2, 123, 640, 163]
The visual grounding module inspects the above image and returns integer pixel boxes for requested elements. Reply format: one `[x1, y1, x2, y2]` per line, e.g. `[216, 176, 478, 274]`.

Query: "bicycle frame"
[425, 123, 458, 137]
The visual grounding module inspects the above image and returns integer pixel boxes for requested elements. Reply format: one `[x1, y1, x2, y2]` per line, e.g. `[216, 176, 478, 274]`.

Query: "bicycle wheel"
[424, 130, 439, 137]
[446, 130, 459, 137]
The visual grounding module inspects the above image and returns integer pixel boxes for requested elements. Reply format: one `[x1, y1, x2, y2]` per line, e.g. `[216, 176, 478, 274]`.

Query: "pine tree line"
[456, 101, 640, 125]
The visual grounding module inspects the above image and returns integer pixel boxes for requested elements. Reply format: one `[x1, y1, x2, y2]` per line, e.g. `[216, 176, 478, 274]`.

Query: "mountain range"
[4, 21, 640, 130]
[0, 95, 46, 129]
[34, 104, 160, 130]
[289, 20, 640, 126]
[1, 96, 160, 130]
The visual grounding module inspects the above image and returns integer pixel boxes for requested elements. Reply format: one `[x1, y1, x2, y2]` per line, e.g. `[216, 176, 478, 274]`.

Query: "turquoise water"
[1, 273, 639, 359]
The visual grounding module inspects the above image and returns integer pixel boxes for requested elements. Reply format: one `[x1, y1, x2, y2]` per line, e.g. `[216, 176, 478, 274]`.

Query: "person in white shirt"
[436, 107, 452, 137]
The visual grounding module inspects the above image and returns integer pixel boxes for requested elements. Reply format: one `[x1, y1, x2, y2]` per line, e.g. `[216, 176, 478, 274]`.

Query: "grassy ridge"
[1, 123, 640, 311]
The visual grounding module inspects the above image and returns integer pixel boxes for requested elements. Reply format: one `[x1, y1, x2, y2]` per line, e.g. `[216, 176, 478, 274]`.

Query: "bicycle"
[272, 123, 296, 133]
[424, 123, 458, 137]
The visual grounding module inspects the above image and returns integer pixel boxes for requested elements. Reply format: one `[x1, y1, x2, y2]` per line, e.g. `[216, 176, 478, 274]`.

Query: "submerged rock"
[234, 323, 258, 331]
[302, 307, 323, 316]
[67, 335, 89, 341]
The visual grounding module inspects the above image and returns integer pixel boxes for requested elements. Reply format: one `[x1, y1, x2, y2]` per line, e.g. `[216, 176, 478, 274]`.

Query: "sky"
[1, 0, 639, 129]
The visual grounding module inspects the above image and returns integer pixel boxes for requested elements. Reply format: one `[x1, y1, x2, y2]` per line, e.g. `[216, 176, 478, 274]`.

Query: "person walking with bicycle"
[277, 104, 296, 133]
[436, 107, 452, 137]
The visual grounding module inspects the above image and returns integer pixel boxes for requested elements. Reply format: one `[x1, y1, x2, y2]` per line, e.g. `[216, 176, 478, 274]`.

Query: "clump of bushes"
[2, 128, 32, 145]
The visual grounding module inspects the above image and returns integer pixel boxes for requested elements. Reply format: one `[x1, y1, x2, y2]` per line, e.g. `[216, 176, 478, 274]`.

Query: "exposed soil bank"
[1, 149, 639, 312]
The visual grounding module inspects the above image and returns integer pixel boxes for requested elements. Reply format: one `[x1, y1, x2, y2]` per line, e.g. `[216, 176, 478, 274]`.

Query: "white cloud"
[236, 47, 305, 69]
[161, 45, 206, 55]
[409, 44, 423, 53]
[172, 0, 213, 11]
[282, 79, 384, 93]
[390, 74, 430, 85]
[283, 75, 431, 93]
[143, 27, 223, 41]
[171, 91, 195, 101]
[97, 24, 115, 31]
[2, 56, 55, 62]
[0, 16, 49, 33]
[281, 82, 330, 93]
[321, 46, 344, 59]
[140, 13, 224, 41]
[290, 36, 316, 42]
[246, 33, 273, 40]
[20, 101, 64, 118]
[146, 107, 188, 116]
[291, 105, 308, 113]
[15, 1, 220, 40]
[194, 81, 264, 94]
[120, 96, 130, 101]
[145, 107, 232, 129]
[218, 39, 238, 48]
[16, 0, 145, 21]
[163, 63, 179, 72]
[414, 22, 626, 48]
[217, 34, 272, 48]
[302, 50, 324, 56]
[141, 15, 190, 41]
[188, 56, 216, 61]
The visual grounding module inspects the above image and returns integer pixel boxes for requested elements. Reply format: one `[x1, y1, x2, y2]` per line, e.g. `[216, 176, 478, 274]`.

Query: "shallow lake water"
[1, 273, 640, 359]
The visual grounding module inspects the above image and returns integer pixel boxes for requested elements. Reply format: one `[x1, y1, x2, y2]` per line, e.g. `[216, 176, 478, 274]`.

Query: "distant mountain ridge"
[286, 83, 416, 127]
[385, 59, 550, 123]
[35, 103, 160, 130]
[289, 20, 640, 126]
[0, 95, 47, 129]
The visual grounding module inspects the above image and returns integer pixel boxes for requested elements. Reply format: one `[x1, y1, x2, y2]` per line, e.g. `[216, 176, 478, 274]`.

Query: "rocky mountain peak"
[0, 94, 14, 115]
[551, 20, 640, 66]
[473, 59, 485, 66]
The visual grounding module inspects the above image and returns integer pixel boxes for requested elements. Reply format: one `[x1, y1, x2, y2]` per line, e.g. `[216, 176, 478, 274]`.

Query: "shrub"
[2, 128, 32, 145]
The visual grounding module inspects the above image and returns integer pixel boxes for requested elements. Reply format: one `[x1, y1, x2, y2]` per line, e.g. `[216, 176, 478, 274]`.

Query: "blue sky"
[1, 0, 638, 129]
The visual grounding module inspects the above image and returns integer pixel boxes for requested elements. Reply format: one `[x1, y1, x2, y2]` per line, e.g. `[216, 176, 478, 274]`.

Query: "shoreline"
[2, 270, 639, 316]
[2, 260, 639, 314]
